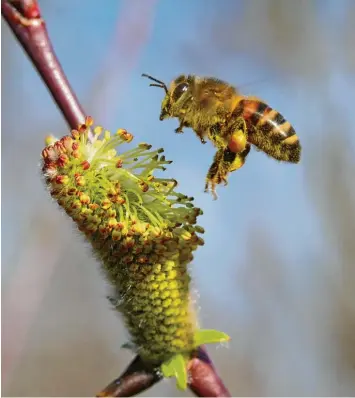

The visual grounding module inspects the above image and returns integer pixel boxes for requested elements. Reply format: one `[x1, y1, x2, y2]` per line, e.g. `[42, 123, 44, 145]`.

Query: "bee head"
[142, 73, 191, 120]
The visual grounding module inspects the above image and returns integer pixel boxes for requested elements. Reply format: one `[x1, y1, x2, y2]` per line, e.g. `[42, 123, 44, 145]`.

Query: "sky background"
[2, 0, 355, 396]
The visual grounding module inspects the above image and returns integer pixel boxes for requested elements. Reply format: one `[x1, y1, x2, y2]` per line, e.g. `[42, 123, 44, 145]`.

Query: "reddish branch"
[2, 1, 231, 397]
[188, 347, 231, 397]
[1, 0, 91, 138]
[96, 354, 162, 397]
[97, 347, 231, 397]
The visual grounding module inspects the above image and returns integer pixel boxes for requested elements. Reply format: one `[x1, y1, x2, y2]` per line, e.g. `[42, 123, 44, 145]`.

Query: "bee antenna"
[142, 73, 168, 94]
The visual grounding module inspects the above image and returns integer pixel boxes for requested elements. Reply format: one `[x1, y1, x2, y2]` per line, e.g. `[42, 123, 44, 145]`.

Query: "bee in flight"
[142, 73, 301, 199]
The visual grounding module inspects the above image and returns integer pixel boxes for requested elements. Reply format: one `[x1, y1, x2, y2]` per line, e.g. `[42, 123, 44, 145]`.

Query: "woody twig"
[1, 0, 91, 139]
[97, 346, 231, 397]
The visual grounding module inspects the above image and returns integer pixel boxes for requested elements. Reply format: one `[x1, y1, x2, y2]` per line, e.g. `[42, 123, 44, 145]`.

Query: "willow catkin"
[41, 117, 229, 389]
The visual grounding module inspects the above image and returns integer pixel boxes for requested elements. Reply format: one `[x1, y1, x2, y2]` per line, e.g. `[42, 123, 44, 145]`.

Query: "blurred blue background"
[2, 0, 355, 396]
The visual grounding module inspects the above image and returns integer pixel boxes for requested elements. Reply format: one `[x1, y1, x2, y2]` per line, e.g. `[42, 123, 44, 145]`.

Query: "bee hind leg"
[227, 117, 248, 154]
[204, 144, 251, 199]
[204, 149, 224, 200]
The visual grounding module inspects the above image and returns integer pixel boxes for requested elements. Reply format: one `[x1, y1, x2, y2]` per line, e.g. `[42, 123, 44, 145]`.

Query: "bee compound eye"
[172, 83, 189, 101]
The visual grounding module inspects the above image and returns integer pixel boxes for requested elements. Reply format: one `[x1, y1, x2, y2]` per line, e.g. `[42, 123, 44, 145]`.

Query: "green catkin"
[41, 117, 229, 389]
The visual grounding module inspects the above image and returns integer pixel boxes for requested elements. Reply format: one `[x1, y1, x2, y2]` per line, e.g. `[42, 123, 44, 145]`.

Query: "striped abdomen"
[233, 98, 301, 163]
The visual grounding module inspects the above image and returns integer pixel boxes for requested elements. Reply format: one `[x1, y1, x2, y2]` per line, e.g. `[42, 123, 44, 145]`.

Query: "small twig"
[188, 346, 231, 397]
[88, 0, 158, 125]
[2, 1, 231, 396]
[96, 355, 162, 397]
[1, 0, 92, 139]
[98, 346, 231, 397]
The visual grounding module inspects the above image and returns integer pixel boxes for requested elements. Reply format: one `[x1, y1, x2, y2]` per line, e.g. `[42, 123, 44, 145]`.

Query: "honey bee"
[142, 73, 301, 199]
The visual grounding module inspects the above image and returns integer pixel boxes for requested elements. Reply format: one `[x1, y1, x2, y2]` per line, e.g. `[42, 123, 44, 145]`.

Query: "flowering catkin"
[41, 117, 228, 388]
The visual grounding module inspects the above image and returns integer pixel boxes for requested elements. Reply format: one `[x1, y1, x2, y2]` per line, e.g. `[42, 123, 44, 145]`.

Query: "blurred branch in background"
[344, 2, 355, 72]
[1, 209, 71, 389]
[2, 1, 231, 396]
[212, 0, 327, 78]
[180, 0, 351, 81]
[87, 0, 158, 125]
[306, 110, 355, 390]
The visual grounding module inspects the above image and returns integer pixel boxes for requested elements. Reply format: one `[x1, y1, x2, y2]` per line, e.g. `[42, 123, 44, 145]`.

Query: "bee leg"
[175, 120, 190, 134]
[225, 143, 251, 174]
[196, 130, 207, 144]
[204, 179, 219, 200]
[204, 149, 224, 200]
[227, 117, 248, 154]
[204, 144, 251, 198]
[209, 123, 226, 148]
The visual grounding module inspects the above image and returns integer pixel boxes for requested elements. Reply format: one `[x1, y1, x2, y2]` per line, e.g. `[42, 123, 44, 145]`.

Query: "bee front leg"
[174, 120, 189, 134]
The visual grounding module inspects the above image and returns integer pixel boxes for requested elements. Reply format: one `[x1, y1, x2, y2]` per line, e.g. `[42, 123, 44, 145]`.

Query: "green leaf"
[161, 354, 188, 390]
[161, 360, 175, 378]
[194, 329, 230, 347]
